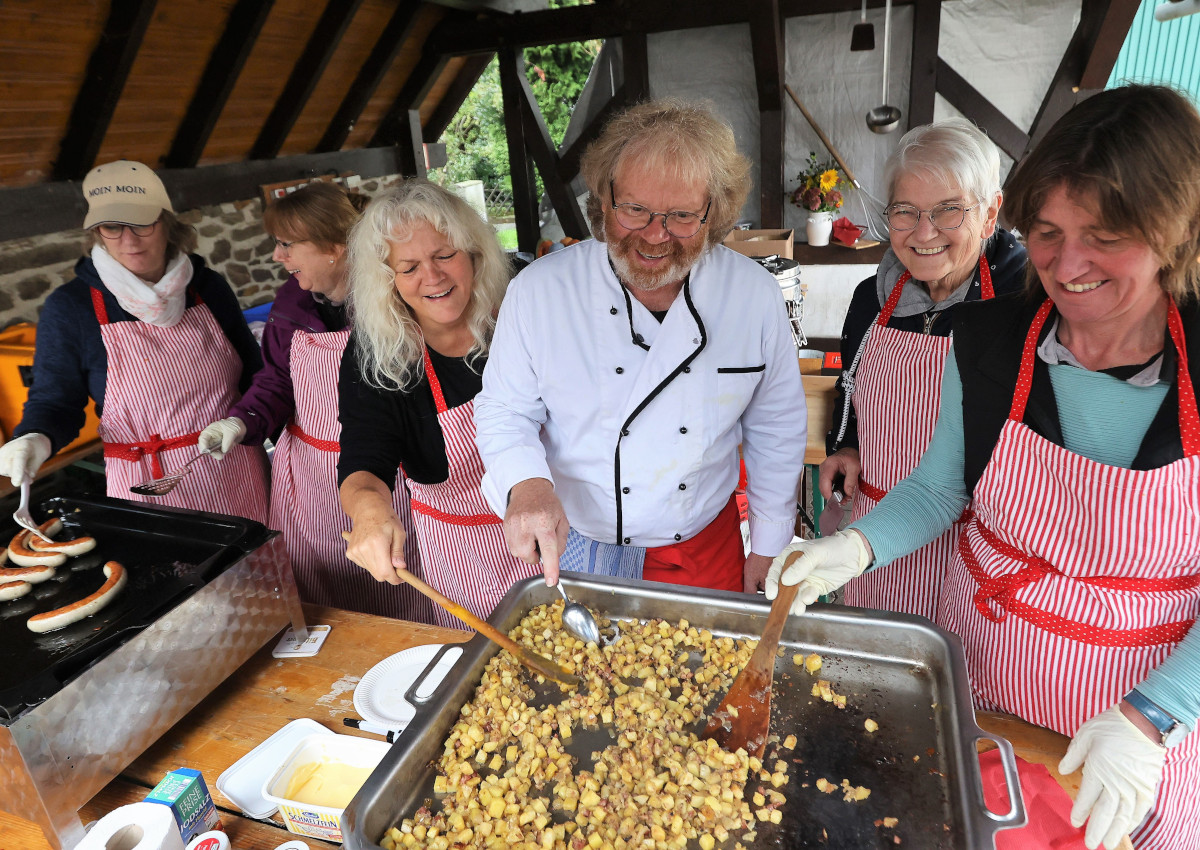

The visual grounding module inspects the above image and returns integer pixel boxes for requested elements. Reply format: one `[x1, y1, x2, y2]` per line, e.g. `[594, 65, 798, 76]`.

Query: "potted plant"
[789, 152, 846, 246]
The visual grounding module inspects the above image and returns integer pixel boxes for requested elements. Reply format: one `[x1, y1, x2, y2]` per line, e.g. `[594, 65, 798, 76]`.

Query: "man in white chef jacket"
[475, 99, 805, 593]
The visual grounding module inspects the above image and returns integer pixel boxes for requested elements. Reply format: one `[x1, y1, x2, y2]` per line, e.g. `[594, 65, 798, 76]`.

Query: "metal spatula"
[14, 480, 53, 543]
[129, 449, 211, 496]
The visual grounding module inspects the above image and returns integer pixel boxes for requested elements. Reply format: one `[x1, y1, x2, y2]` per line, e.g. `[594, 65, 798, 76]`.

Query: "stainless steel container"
[0, 496, 306, 849]
[345, 574, 1024, 850]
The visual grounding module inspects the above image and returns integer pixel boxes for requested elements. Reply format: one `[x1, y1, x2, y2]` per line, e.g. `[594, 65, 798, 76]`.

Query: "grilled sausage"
[27, 561, 126, 633]
[27, 528, 97, 557]
[8, 521, 68, 568]
[0, 579, 32, 601]
[0, 561, 57, 583]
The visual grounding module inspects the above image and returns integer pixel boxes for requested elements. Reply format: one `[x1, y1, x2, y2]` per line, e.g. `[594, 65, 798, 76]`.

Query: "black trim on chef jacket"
[612, 278, 708, 544]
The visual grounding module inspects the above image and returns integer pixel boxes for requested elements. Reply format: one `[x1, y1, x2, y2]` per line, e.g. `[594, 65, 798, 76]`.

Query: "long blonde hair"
[347, 180, 511, 390]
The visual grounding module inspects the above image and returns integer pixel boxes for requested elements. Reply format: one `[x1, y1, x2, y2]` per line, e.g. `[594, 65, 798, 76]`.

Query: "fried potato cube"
[815, 778, 836, 794]
[804, 653, 823, 674]
[865, 718, 879, 733]
[783, 734, 797, 750]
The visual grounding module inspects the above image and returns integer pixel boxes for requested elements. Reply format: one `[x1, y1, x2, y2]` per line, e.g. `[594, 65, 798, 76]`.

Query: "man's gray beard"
[608, 243, 703, 292]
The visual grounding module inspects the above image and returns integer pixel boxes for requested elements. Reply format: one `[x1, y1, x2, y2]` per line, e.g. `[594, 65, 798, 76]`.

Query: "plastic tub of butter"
[262, 732, 391, 842]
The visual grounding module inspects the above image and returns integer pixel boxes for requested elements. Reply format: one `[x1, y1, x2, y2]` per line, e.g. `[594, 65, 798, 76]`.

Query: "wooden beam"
[316, 0, 422, 153]
[516, 75, 590, 239]
[425, 54, 495, 142]
[622, 32, 649, 105]
[557, 86, 626, 181]
[165, 0, 275, 168]
[249, 0, 365, 160]
[1, 147, 404, 242]
[53, 0, 158, 180]
[748, 0, 784, 227]
[498, 48, 540, 254]
[370, 50, 450, 147]
[396, 110, 427, 178]
[907, 0, 940, 127]
[1079, 0, 1141, 90]
[1020, 0, 1119, 167]
[935, 59, 1028, 161]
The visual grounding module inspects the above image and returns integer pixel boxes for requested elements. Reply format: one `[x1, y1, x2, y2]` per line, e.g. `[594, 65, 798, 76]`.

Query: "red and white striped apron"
[843, 257, 993, 620]
[269, 327, 433, 621]
[406, 348, 540, 630]
[93, 288, 268, 523]
[938, 298, 1200, 849]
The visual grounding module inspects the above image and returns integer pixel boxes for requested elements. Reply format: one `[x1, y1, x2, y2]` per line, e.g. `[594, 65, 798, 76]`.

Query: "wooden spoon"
[702, 582, 799, 758]
[342, 532, 580, 688]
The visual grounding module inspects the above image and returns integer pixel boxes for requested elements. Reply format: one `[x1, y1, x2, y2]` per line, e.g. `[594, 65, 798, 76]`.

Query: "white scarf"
[91, 244, 194, 327]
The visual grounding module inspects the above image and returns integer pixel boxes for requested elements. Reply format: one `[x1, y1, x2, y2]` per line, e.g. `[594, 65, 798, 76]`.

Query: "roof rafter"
[370, 49, 449, 147]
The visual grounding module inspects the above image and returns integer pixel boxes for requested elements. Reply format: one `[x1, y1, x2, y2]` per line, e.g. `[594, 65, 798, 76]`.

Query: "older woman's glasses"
[273, 238, 306, 254]
[885, 203, 978, 232]
[96, 222, 158, 239]
[609, 183, 711, 239]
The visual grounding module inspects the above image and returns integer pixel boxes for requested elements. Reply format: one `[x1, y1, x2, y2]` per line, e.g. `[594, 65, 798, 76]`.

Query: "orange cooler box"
[0, 323, 101, 454]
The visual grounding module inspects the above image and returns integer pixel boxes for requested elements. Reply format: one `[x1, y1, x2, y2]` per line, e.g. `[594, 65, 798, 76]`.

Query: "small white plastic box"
[261, 732, 390, 843]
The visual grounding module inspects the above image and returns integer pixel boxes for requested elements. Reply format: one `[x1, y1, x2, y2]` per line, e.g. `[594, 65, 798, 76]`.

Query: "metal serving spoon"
[129, 449, 212, 497]
[555, 581, 602, 645]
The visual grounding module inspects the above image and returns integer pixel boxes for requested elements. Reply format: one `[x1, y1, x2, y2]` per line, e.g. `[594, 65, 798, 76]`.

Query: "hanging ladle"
[866, 0, 903, 134]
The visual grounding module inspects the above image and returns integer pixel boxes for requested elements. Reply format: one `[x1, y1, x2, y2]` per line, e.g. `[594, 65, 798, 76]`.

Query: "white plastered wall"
[646, 0, 1080, 337]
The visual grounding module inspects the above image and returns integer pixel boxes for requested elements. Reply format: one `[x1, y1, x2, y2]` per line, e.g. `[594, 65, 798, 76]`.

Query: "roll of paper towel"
[76, 802, 186, 850]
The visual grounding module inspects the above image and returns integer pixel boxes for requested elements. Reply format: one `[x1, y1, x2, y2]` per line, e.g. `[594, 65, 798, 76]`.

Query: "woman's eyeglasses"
[885, 203, 978, 232]
[95, 221, 158, 239]
[609, 183, 711, 239]
[273, 238, 306, 254]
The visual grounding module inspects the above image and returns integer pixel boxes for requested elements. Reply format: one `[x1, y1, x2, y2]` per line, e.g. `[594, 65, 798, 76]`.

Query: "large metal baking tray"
[345, 574, 1024, 850]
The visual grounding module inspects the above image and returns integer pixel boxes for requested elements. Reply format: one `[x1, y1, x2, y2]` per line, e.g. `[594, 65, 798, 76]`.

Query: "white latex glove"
[764, 530, 872, 616]
[197, 417, 247, 460]
[1059, 704, 1167, 850]
[0, 433, 53, 487]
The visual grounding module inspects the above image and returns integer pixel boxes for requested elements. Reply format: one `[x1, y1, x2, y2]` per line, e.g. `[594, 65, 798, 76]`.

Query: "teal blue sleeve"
[1137, 627, 1200, 730]
[849, 354, 971, 566]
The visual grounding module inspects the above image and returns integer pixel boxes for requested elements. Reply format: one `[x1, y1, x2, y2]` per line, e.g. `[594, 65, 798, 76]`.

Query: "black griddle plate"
[0, 494, 271, 722]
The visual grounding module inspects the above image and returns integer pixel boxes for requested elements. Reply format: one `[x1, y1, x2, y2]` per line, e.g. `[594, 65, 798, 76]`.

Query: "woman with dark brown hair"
[199, 181, 430, 620]
[767, 85, 1200, 850]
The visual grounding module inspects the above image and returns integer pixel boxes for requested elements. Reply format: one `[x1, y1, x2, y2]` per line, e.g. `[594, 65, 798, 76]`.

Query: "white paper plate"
[216, 718, 331, 819]
[353, 644, 461, 729]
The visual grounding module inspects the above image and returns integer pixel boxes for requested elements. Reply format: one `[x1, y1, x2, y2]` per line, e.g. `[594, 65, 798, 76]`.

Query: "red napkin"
[979, 750, 1088, 849]
[831, 217, 864, 247]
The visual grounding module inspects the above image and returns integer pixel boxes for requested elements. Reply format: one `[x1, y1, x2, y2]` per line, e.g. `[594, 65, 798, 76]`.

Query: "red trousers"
[642, 494, 744, 592]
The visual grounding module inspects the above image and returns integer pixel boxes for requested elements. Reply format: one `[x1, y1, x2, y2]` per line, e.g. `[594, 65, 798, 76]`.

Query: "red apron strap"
[877, 256, 994, 327]
[859, 476, 972, 524]
[103, 431, 202, 479]
[1008, 299, 1056, 423]
[1166, 298, 1200, 457]
[409, 498, 502, 526]
[285, 421, 340, 452]
[422, 347, 449, 415]
[90, 287, 109, 325]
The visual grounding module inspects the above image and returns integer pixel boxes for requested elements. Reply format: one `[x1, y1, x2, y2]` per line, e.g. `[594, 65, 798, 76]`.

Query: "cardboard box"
[145, 767, 222, 845]
[722, 228, 794, 259]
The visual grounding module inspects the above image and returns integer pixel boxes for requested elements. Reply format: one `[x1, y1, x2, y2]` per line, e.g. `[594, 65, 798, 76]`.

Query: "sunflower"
[819, 169, 839, 193]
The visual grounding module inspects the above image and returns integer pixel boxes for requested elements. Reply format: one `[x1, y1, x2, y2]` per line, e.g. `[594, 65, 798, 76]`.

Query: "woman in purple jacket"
[199, 182, 431, 620]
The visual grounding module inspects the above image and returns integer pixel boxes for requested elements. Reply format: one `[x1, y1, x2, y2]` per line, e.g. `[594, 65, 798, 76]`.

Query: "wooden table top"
[5, 604, 1115, 849]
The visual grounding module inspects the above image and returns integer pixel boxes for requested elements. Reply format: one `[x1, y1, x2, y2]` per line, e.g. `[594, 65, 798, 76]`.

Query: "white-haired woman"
[820, 118, 1027, 621]
[339, 180, 540, 626]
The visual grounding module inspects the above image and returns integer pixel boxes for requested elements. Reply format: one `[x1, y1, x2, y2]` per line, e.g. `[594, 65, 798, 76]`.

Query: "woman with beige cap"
[0, 160, 269, 522]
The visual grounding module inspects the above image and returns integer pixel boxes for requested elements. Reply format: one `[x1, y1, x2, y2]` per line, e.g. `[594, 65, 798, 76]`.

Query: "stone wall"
[0, 172, 406, 330]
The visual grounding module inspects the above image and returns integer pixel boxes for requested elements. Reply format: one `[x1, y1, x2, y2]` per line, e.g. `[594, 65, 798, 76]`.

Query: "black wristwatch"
[1124, 689, 1190, 748]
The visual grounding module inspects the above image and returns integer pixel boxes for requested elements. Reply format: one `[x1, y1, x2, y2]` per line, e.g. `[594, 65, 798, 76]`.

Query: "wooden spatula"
[702, 582, 799, 758]
[341, 532, 580, 688]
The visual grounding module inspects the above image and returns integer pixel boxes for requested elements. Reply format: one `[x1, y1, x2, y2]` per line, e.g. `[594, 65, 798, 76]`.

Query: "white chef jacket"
[475, 239, 805, 556]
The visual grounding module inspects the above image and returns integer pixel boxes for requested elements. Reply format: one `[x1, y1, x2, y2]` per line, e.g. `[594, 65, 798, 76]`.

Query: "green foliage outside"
[435, 1, 601, 206]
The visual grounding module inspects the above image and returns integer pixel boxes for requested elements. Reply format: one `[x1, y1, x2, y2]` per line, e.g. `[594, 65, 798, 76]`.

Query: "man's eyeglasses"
[609, 183, 711, 239]
[95, 221, 158, 240]
[885, 203, 978, 232]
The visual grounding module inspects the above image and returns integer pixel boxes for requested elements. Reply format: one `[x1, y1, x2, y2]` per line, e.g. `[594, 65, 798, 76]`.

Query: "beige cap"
[82, 160, 174, 229]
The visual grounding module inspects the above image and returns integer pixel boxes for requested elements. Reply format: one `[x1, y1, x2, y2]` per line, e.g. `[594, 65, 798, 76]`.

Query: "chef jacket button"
[674, 534, 682, 541]
[610, 307, 618, 315]
[615, 367, 624, 374]
[621, 428, 629, 436]
[622, 487, 630, 494]
[683, 366, 691, 373]
[634, 333, 644, 343]
[678, 483, 686, 491]
[679, 426, 687, 434]
[623, 537, 631, 544]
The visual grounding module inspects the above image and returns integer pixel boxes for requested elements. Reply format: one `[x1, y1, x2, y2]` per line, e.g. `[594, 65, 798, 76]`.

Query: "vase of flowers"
[789, 152, 846, 247]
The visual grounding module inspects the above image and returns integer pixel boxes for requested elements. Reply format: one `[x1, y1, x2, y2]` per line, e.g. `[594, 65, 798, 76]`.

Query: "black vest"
[953, 292, 1198, 496]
